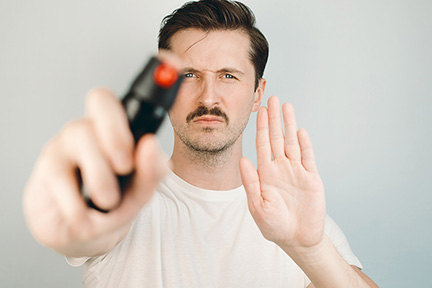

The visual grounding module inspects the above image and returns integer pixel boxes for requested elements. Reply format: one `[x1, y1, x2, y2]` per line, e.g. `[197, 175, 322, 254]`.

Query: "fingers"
[61, 119, 121, 211]
[297, 128, 318, 173]
[256, 106, 272, 167]
[259, 96, 301, 163]
[86, 88, 134, 175]
[23, 86, 165, 254]
[54, 88, 134, 213]
[106, 135, 167, 226]
[23, 139, 87, 237]
[267, 96, 285, 159]
[157, 49, 185, 72]
[259, 97, 317, 172]
[47, 148, 87, 223]
[125, 135, 165, 208]
[282, 103, 301, 161]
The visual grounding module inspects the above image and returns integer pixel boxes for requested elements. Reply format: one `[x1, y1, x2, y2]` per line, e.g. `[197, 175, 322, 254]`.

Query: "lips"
[186, 106, 229, 124]
[193, 115, 225, 123]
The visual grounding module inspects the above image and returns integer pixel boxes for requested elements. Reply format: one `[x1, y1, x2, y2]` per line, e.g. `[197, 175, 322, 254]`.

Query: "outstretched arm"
[23, 89, 167, 257]
[240, 96, 378, 288]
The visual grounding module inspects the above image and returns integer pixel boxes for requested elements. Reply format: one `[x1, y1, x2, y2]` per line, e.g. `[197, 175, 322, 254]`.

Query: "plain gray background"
[1, 0, 431, 287]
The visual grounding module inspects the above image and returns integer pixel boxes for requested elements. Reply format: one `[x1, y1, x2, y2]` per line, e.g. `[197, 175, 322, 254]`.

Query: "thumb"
[240, 157, 262, 215]
[121, 135, 167, 212]
[89, 135, 166, 235]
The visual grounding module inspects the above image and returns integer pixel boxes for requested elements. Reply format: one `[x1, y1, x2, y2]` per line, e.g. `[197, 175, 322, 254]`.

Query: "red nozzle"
[154, 63, 178, 88]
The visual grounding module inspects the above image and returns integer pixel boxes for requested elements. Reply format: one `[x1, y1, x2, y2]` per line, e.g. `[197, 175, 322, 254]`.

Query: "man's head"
[158, 0, 269, 90]
[161, 1, 268, 159]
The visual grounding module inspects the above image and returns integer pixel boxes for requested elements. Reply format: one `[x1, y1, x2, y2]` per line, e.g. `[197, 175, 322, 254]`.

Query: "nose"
[198, 77, 220, 108]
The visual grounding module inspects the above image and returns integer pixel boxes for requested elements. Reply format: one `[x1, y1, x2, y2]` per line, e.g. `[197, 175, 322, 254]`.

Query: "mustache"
[186, 106, 229, 124]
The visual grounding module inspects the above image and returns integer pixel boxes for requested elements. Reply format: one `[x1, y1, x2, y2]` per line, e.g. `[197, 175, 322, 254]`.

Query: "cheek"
[168, 103, 184, 125]
[168, 94, 186, 123]
[171, 82, 195, 108]
[170, 86, 190, 114]
[169, 89, 199, 126]
[226, 90, 255, 110]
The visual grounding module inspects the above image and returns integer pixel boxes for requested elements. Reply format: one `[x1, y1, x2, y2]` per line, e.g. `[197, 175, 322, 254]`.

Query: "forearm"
[282, 235, 374, 288]
[47, 221, 131, 258]
[34, 216, 130, 258]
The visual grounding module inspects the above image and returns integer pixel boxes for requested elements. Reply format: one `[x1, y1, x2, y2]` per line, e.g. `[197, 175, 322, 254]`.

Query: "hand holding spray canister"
[80, 56, 183, 213]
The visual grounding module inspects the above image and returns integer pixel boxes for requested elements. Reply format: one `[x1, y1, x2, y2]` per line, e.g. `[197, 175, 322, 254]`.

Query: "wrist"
[279, 235, 329, 268]
[280, 236, 370, 288]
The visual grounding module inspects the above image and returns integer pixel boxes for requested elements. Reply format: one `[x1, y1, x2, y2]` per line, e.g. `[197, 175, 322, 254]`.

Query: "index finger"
[85, 88, 134, 175]
[256, 106, 272, 167]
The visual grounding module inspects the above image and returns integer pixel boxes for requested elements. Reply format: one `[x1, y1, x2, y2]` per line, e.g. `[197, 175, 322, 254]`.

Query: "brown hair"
[158, 0, 269, 90]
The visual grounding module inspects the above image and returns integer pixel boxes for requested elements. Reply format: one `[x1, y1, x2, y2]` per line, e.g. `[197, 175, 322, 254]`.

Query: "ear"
[252, 78, 266, 112]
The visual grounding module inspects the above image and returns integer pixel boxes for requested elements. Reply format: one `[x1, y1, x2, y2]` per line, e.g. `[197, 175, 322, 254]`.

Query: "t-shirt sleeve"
[324, 214, 363, 269]
[303, 215, 363, 287]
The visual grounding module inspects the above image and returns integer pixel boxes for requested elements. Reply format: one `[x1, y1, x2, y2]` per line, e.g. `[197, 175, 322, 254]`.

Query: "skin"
[23, 27, 378, 287]
[168, 29, 378, 288]
[22, 53, 184, 256]
[168, 29, 264, 190]
[241, 97, 378, 288]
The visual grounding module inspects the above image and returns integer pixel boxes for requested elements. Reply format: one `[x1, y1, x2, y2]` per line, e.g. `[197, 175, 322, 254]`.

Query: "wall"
[1, 0, 431, 287]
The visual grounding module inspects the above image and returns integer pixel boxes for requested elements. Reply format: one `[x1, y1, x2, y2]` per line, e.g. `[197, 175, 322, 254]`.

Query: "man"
[23, 0, 378, 287]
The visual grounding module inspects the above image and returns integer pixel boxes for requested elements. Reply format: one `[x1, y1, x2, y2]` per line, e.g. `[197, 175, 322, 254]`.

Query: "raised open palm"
[240, 96, 326, 251]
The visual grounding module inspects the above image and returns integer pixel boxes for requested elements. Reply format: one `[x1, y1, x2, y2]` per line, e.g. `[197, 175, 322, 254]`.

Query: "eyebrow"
[183, 67, 245, 76]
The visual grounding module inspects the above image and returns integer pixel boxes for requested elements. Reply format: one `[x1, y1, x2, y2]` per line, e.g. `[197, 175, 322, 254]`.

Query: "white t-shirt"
[68, 170, 362, 288]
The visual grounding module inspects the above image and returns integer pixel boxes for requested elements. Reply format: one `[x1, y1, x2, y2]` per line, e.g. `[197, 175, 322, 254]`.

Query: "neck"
[170, 136, 244, 190]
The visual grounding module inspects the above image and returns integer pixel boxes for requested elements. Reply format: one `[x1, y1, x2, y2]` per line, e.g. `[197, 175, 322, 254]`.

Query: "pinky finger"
[298, 128, 318, 173]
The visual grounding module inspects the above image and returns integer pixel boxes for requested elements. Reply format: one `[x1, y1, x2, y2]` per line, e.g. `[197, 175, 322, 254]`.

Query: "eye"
[223, 74, 235, 79]
[184, 72, 195, 78]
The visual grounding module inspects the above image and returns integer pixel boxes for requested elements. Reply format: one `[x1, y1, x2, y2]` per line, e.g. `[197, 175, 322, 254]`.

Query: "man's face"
[168, 29, 265, 153]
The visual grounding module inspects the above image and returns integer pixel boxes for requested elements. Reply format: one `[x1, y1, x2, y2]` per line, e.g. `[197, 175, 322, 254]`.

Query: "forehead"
[169, 29, 253, 73]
